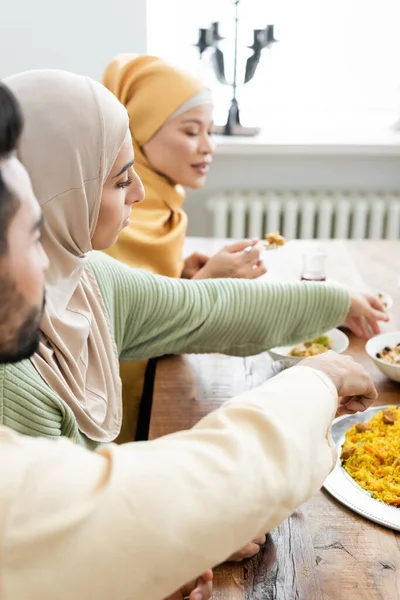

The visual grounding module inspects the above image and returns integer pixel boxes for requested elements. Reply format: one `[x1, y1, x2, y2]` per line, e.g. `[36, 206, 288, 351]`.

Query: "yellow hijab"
[6, 70, 128, 443]
[103, 54, 207, 278]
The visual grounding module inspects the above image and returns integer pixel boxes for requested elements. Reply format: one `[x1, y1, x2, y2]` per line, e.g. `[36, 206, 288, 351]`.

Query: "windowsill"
[214, 127, 400, 156]
[213, 115, 400, 156]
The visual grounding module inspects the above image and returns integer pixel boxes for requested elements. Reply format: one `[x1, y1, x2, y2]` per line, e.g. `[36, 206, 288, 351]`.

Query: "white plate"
[269, 328, 349, 366]
[323, 405, 400, 531]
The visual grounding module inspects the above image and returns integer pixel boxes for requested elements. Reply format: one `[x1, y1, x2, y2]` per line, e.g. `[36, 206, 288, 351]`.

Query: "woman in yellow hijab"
[103, 55, 266, 445]
[103, 54, 265, 280]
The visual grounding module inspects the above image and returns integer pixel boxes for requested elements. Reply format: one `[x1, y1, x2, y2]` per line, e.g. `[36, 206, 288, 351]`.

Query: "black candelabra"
[195, 0, 278, 136]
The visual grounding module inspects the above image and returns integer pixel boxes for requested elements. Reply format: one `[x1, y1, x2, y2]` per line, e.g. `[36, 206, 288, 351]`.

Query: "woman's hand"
[193, 239, 266, 280]
[163, 570, 213, 600]
[343, 291, 389, 338]
[224, 534, 267, 562]
[182, 252, 210, 279]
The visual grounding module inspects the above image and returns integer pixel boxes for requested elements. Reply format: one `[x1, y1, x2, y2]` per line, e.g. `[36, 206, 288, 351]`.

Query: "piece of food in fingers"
[377, 293, 388, 310]
[265, 230, 286, 248]
[244, 231, 287, 254]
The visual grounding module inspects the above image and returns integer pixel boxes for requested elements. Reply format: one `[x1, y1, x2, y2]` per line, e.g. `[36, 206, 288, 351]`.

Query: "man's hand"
[164, 570, 213, 600]
[299, 351, 378, 416]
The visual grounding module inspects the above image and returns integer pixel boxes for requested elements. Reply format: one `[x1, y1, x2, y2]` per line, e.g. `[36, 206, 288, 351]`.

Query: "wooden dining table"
[148, 238, 400, 599]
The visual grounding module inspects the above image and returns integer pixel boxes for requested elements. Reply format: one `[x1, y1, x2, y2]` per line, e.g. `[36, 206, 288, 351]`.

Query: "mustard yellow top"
[103, 54, 206, 278]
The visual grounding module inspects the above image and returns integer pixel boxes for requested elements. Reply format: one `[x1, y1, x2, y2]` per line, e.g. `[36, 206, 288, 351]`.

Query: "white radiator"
[206, 191, 400, 240]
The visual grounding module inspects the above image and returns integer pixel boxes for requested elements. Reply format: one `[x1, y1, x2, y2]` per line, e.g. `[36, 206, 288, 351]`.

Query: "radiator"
[206, 191, 400, 240]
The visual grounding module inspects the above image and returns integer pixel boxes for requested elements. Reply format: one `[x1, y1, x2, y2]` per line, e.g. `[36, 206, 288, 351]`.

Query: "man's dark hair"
[0, 83, 23, 254]
[0, 83, 22, 156]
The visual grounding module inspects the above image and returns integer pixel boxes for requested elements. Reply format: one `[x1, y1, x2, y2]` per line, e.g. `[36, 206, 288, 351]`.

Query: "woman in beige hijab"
[4, 69, 143, 444]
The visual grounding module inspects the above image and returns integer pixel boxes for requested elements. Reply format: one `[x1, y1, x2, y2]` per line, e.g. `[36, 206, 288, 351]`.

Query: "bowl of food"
[269, 328, 349, 366]
[365, 331, 400, 382]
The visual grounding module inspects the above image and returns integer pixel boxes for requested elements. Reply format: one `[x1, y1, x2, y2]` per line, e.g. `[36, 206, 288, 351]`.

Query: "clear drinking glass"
[301, 245, 328, 282]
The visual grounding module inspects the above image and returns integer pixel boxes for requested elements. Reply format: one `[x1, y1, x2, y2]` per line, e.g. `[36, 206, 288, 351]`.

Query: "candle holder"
[194, 0, 278, 136]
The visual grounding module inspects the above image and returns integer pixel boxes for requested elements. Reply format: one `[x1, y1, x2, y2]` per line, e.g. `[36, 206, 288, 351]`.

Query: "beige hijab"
[5, 70, 128, 442]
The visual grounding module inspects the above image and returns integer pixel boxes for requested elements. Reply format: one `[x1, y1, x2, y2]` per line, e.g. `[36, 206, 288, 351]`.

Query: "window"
[147, 0, 400, 130]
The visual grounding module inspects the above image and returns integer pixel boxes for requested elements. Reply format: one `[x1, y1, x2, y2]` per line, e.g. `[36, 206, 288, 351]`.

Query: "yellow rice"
[341, 407, 400, 506]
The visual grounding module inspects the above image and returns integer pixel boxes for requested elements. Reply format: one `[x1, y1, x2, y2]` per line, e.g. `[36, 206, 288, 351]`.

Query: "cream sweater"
[0, 366, 337, 600]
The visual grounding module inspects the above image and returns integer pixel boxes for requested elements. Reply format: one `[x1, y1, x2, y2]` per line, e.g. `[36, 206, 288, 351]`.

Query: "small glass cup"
[301, 245, 328, 282]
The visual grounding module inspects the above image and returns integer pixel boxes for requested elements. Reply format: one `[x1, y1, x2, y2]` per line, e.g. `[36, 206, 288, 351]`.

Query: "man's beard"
[0, 273, 45, 364]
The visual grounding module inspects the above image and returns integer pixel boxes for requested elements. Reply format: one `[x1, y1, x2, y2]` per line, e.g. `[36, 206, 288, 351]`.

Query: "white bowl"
[365, 331, 400, 382]
[269, 328, 349, 366]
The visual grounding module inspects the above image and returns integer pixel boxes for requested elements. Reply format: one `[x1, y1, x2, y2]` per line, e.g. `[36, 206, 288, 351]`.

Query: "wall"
[0, 0, 147, 81]
[185, 153, 400, 237]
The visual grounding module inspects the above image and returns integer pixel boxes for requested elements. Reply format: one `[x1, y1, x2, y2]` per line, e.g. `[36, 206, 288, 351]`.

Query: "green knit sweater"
[0, 252, 350, 448]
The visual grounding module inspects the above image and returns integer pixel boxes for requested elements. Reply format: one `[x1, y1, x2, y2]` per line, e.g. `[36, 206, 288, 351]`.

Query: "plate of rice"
[324, 405, 400, 530]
